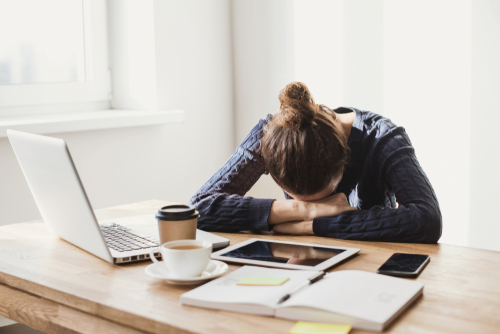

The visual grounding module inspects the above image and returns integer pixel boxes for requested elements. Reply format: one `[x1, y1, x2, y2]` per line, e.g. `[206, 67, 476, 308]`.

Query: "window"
[0, 0, 110, 115]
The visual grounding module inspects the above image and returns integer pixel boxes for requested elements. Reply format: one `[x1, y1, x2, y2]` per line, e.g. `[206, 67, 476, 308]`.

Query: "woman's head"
[262, 82, 350, 200]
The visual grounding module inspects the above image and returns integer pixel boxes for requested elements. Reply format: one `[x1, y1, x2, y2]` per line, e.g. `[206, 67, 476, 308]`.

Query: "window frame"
[0, 0, 110, 115]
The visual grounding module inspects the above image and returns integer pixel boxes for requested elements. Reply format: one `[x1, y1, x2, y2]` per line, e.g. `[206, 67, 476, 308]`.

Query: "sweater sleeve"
[313, 128, 442, 243]
[188, 118, 275, 232]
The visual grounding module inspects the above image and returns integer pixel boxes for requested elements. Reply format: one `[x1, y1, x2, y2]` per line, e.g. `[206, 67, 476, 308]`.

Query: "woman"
[189, 82, 442, 243]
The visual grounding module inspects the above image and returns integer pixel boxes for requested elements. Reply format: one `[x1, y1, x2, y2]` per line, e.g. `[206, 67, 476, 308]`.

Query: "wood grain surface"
[0, 200, 499, 334]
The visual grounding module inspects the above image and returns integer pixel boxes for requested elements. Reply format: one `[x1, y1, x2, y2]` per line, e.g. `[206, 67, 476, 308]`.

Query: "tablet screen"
[220, 240, 346, 266]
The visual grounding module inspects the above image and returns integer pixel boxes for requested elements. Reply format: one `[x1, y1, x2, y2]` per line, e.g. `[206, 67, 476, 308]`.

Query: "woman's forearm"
[268, 200, 309, 225]
[268, 193, 356, 225]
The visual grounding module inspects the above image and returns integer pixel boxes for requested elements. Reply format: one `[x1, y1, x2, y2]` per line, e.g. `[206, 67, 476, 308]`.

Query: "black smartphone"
[376, 253, 430, 278]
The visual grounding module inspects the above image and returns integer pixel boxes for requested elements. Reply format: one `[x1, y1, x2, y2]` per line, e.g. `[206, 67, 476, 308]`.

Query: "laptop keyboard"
[100, 223, 160, 252]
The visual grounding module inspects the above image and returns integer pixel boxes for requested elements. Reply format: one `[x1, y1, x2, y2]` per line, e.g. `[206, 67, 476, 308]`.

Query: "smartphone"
[376, 253, 430, 278]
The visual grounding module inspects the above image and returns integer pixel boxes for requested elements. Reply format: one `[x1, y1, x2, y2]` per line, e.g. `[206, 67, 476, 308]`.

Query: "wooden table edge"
[0, 282, 159, 334]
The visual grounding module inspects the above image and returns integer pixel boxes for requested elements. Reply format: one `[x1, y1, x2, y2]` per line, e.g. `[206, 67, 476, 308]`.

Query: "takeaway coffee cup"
[155, 204, 200, 245]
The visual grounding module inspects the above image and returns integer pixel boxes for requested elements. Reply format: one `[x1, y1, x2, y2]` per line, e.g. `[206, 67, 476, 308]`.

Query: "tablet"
[211, 238, 360, 271]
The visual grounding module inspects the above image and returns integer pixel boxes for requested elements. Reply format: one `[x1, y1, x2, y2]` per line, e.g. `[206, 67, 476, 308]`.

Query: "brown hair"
[262, 82, 350, 196]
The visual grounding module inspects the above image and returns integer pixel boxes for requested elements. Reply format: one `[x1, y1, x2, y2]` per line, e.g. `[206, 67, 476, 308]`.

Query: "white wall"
[0, 0, 234, 226]
[342, 0, 384, 112]
[469, 0, 500, 251]
[383, 0, 472, 247]
[232, 0, 295, 200]
[108, 0, 158, 110]
[294, 0, 344, 108]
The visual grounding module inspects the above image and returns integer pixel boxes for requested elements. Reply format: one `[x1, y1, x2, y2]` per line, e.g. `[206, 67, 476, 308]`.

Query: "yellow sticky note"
[236, 276, 289, 286]
[289, 321, 352, 334]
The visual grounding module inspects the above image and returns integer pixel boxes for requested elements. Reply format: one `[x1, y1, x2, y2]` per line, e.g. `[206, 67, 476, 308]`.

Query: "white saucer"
[145, 259, 228, 285]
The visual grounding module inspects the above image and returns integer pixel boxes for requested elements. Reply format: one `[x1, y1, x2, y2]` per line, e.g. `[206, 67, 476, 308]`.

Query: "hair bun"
[277, 82, 317, 130]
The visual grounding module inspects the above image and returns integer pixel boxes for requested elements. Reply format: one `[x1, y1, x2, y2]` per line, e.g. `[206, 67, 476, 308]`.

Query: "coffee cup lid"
[156, 204, 200, 221]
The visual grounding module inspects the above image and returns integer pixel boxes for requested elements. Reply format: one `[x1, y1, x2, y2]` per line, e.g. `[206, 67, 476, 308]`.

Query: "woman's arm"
[267, 200, 307, 224]
[310, 128, 442, 243]
[189, 117, 276, 232]
[268, 193, 357, 228]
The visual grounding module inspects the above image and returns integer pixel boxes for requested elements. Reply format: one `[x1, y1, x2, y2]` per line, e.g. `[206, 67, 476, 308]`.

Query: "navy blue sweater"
[189, 108, 442, 243]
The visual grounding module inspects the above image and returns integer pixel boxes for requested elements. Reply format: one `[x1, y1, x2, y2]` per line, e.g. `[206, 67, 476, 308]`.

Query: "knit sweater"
[189, 107, 442, 243]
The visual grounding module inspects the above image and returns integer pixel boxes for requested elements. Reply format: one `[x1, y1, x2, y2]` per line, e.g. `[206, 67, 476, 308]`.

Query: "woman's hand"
[268, 193, 356, 226]
[272, 221, 314, 235]
[304, 193, 357, 221]
[271, 193, 356, 235]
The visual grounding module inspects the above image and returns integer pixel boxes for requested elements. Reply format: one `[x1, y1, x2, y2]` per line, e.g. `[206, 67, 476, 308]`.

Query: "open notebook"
[181, 266, 423, 332]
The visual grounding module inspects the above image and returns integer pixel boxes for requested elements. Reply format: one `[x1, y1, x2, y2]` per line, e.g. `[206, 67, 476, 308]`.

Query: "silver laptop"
[7, 129, 229, 264]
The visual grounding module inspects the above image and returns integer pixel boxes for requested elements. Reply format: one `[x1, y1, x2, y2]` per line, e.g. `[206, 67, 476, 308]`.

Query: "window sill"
[0, 109, 184, 137]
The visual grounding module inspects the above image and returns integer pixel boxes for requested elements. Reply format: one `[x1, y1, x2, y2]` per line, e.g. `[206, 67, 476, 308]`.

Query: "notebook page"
[181, 266, 319, 308]
[277, 270, 423, 324]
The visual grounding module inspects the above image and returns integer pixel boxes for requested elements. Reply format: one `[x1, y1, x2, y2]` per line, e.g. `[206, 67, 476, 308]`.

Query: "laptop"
[7, 129, 230, 264]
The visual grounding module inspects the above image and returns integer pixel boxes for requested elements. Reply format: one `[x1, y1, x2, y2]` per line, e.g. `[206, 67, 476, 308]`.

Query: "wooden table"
[0, 200, 499, 334]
